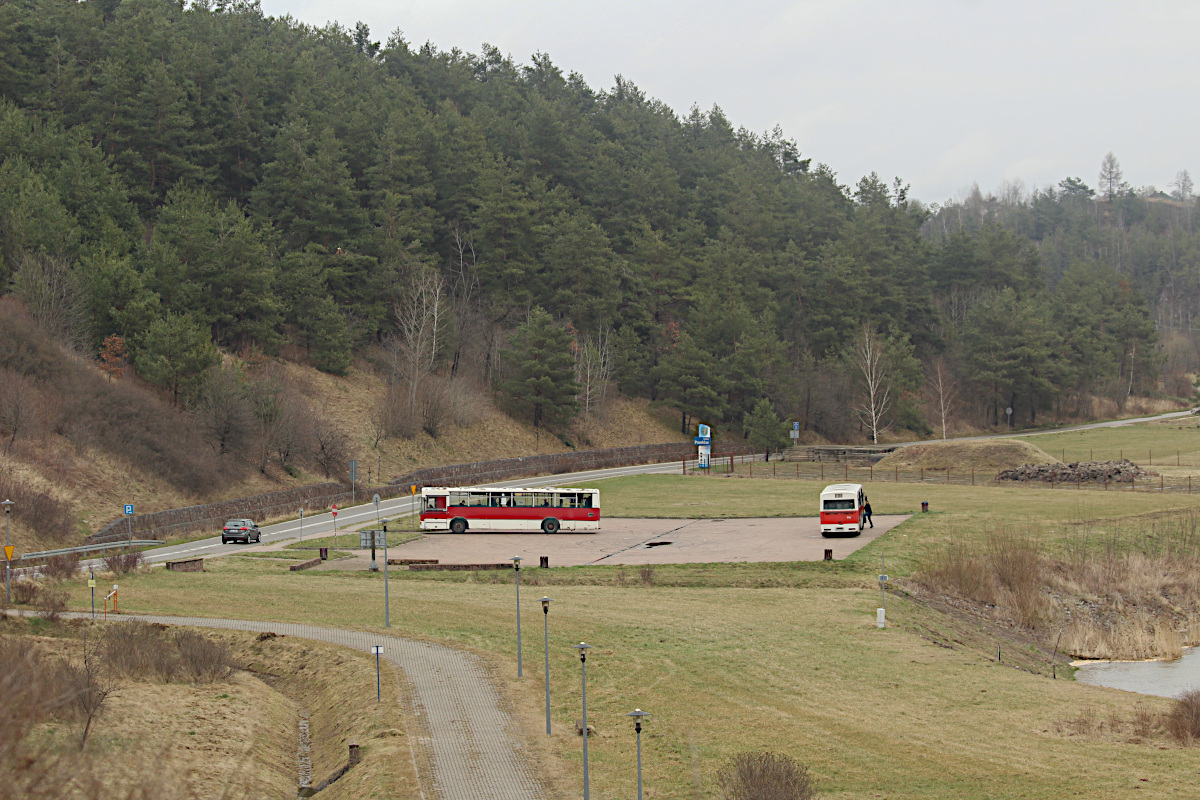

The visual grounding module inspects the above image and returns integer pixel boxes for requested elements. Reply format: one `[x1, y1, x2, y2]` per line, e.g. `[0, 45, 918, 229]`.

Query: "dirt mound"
[997, 459, 1155, 484]
[876, 440, 1057, 472]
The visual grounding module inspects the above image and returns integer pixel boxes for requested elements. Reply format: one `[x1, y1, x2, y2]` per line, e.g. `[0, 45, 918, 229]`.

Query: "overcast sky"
[258, 0, 1196, 204]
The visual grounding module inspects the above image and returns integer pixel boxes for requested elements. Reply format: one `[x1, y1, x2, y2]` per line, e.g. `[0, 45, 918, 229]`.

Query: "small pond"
[1075, 646, 1200, 698]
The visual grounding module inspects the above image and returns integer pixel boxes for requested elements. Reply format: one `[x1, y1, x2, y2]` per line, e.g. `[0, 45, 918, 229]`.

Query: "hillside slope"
[0, 306, 684, 550]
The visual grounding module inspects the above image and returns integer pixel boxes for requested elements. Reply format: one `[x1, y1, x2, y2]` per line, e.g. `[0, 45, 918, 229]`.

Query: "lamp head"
[540, 596, 552, 612]
[574, 641, 591, 661]
[1, 499, 12, 514]
[511, 556, 522, 568]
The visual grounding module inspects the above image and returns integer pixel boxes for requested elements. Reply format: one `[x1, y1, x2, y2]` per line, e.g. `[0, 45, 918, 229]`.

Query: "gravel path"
[67, 612, 547, 800]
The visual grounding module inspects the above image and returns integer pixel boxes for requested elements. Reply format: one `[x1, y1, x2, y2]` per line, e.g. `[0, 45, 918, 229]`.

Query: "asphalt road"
[135, 407, 1195, 567]
[136, 458, 705, 566]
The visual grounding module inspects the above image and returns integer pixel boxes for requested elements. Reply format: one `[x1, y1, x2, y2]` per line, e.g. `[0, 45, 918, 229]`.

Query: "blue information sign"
[793, 422, 800, 430]
[123, 504, 134, 515]
[693, 436, 711, 445]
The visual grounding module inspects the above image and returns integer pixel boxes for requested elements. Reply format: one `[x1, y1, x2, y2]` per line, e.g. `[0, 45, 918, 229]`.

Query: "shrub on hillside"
[0, 466, 77, 544]
[43, 552, 81, 581]
[717, 751, 817, 800]
[1167, 690, 1200, 744]
[102, 550, 144, 576]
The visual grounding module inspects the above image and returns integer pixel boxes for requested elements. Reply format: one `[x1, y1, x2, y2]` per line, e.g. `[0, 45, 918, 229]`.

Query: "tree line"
[0, 0, 1176, 449]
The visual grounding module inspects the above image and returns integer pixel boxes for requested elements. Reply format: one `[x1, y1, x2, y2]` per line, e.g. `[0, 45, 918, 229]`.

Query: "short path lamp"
[575, 642, 593, 799]
[541, 597, 553, 734]
[627, 709, 650, 800]
[512, 556, 523, 676]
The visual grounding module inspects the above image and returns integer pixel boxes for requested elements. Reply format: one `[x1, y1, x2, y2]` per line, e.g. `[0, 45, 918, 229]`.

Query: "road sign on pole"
[349, 460, 358, 482]
[124, 504, 134, 515]
[3, 545, 13, 561]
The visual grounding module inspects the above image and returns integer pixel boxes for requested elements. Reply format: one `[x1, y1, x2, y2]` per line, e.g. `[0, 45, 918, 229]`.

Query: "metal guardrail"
[20, 540, 164, 561]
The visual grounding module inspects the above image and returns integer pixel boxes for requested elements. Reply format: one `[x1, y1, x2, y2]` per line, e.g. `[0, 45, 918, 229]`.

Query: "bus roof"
[820, 483, 862, 496]
[421, 486, 597, 494]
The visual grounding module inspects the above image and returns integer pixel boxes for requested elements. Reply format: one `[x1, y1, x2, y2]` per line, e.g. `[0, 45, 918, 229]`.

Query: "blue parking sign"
[123, 504, 134, 515]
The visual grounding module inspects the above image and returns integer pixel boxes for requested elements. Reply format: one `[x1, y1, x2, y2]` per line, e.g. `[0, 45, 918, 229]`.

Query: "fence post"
[682, 459, 686, 476]
[947, 469, 950, 484]
[971, 468, 974, 486]
[844, 464, 848, 480]
[820, 462, 824, 480]
[921, 467, 924, 483]
[1161, 475, 1164, 493]
[870, 465, 873, 481]
[1150, 449, 1153, 466]
[895, 466, 898, 482]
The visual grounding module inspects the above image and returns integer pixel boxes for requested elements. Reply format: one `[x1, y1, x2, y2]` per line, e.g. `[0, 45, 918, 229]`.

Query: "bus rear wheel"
[541, 518, 560, 534]
[450, 518, 468, 534]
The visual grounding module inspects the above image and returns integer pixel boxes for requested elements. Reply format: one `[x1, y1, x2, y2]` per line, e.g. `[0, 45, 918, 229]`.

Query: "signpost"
[89, 570, 96, 619]
[694, 424, 712, 469]
[791, 421, 800, 440]
[298, 508, 305, 543]
[331, 503, 338, 549]
[2, 498, 11, 605]
[124, 503, 134, 547]
[382, 520, 390, 628]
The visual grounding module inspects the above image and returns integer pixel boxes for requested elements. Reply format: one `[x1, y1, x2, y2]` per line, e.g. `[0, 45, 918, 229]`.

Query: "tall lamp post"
[3, 499, 13, 605]
[512, 556, 523, 676]
[541, 597, 553, 734]
[382, 521, 390, 627]
[574, 642, 593, 799]
[628, 710, 648, 796]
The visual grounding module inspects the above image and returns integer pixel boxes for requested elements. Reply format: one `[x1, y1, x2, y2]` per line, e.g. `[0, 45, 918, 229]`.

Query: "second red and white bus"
[419, 487, 600, 533]
[819, 483, 865, 537]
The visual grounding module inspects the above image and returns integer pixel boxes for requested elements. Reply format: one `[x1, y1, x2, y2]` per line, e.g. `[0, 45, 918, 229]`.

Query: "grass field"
[1020, 417, 1200, 471]
[38, 554, 1198, 800]
[25, 459, 1200, 799]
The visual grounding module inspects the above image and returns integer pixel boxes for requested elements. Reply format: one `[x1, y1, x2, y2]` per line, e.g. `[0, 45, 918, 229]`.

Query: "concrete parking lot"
[340, 515, 910, 568]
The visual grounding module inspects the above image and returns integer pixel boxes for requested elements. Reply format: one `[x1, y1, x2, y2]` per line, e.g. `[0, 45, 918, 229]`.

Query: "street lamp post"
[627, 709, 650, 800]
[382, 521, 390, 627]
[575, 642, 593, 799]
[541, 597, 553, 735]
[3, 499, 13, 605]
[512, 556, 523, 677]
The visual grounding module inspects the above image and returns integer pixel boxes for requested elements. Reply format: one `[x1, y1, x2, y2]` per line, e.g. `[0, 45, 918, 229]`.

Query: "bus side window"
[449, 492, 467, 507]
[582, 494, 592, 508]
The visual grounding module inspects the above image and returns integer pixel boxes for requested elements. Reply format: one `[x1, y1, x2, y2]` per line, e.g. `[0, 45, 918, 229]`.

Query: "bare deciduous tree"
[573, 326, 614, 420]
[311, 413, 350, 478]
[1098, 152, 1127, 199]
[385, 269, 449, 435]
[0, 370, 35, 452]
[852, 325, 892, 445]
[924, 356, 959, 440]
[67, 628, 118, 750]
[10, 252, 90, 351]
[717, 751, 816, 800]
[1172, 169, 1194, 203]
[195, 366, 253, 457]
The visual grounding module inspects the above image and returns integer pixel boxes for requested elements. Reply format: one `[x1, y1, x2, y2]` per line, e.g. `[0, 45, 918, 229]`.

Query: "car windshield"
[225, 520, 247, 527]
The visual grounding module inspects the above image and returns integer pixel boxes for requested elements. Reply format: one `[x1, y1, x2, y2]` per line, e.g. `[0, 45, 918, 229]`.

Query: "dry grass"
[60, 555, 1200, 799]
[876, 440, 1057, 472]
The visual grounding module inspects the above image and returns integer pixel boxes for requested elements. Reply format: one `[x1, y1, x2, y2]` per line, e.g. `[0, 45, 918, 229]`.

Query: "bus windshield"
[823, 499, 856, 510]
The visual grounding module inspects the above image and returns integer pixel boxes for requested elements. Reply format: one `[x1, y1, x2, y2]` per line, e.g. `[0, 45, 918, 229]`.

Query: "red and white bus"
[419, 487, 600, 534]
[819, 483, 865, 537]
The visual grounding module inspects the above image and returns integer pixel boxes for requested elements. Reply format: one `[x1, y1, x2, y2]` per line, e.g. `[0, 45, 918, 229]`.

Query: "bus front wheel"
[450, 518, 468, 534]
[541, 518, 561, 534]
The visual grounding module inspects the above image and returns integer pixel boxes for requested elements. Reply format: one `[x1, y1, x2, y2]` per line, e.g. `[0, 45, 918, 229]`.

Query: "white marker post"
[298, 508, 305, 543]
[877, 553, 888, 629]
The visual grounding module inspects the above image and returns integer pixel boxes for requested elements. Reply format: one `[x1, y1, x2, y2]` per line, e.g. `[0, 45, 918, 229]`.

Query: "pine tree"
[498, 307, 580, 443]
[743, 398, 789, 460]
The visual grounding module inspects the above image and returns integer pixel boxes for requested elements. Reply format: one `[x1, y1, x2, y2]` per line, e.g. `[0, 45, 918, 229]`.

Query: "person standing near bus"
[864, 497, 874, 528]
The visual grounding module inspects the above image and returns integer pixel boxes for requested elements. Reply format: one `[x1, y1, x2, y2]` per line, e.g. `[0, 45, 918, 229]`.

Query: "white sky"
[258, 0, 1197, 204]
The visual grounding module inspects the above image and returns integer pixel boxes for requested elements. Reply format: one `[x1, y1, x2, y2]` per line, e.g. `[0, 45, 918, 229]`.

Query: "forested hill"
[0, 0, 1185, 445]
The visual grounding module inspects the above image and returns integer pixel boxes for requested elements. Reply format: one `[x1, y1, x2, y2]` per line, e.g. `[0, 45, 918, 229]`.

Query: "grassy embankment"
[1, 619, 416, 800]
[27, 458, 1200, 799]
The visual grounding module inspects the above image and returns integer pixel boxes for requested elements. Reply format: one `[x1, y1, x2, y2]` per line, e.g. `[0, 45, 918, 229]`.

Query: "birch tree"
[924, 356, 959, 440]
[574, 326, 614, 420]
[852, 325, 891, 445]
[385, 268, 449, 417]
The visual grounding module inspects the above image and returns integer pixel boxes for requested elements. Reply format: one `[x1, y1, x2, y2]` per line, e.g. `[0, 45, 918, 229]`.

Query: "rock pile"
[997, 459, 1155, 484]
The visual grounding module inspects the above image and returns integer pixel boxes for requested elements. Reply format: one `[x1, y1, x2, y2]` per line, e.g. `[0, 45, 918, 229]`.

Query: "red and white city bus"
[419, 487, 600, 534]
[819, 483, 865, 537]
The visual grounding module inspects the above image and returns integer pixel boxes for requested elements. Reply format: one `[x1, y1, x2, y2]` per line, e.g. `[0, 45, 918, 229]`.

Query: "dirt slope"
[876, 440, 1058, 472]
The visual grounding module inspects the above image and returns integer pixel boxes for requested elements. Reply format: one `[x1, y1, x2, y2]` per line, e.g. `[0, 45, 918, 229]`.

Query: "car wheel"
[541, 518, 560, 534]
[450, 518, 468, 534]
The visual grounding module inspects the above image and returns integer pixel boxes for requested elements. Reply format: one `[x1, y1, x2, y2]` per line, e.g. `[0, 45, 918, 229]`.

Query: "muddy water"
[1075, 647, 1200, 698]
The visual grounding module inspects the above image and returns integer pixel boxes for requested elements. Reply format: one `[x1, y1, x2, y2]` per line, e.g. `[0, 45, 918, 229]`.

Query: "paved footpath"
[63, 612, 547, 800]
